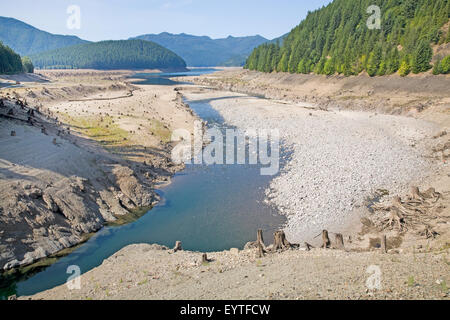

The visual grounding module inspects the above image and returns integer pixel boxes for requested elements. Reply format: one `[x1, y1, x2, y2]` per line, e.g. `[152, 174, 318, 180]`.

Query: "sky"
[1, 0, 333, 41]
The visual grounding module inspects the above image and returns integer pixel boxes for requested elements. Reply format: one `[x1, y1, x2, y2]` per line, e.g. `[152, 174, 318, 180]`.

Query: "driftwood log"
[371, 186, 442, 235]
[304, 242, 314, 251]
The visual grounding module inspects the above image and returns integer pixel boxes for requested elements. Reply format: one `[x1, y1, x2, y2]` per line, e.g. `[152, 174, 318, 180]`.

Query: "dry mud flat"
[0, 70, 197, 271]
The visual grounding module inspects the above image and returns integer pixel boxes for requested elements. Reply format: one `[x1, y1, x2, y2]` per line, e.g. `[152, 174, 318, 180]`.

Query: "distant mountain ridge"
[0, 17, 280, 68]
[0, 17, 89, 56]
[131, 32, 269, 67]
[30, 40, 187, 71]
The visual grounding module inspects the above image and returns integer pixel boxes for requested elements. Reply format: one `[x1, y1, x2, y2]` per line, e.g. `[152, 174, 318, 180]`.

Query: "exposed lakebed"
[0, 70, 286, 298]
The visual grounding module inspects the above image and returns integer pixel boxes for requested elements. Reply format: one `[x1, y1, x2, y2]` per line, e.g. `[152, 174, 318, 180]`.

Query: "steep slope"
[0, 42, 24, 74]
[29, 40, 187, 70]
[0, 17, 88, 56]
[132, 32, 268, 67]
[245, 0, 450, 76]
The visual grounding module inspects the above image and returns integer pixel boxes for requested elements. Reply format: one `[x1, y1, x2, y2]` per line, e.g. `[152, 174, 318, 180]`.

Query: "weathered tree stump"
[321, 230, 331, 248]
[257, 242, 265, 258]
[173, 241, 182, 252]
[381, 235, 387, 254]
[273, 230, 292, 251]
[334, 233, 345, 250]
[257, 229, 264, 247]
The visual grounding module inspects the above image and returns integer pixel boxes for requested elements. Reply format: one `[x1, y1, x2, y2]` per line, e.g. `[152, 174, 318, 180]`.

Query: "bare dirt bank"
[0, 70, 197, 271]
[25, 243, 449, 300]
[186, 68, 450, 123]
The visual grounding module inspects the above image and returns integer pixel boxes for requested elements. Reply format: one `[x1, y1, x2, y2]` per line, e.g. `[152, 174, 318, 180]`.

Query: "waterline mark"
[172, 121, 280, 176]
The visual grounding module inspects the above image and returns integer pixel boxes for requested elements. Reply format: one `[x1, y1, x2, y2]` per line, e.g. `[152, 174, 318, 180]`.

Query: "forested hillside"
[0, 17, 88, 56]
[132, 33, 268, 66]
[245, 0, 450, 76]
[30, 40, 187, 70]
[0, 42, 33, 74]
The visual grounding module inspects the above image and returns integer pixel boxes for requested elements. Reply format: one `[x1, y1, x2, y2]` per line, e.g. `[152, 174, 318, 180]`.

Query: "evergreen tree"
[245, 0, 449, 77]
[411, 40, 433, 73]
[21, 56, 34, 73]
[323, 58, 335, 75]
[0, 41, 23, 74]
[399, 58, 412, 76]
[440, 55, 450, 74]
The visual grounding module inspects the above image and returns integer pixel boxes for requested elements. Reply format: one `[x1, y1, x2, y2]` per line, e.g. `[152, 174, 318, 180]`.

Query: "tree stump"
[334, 233, 345, 250]
[410, 186, 423, 200]
[381, 235, 387, 254]
[321, 230, 331, 248]
[173, 241, 182, 252]
[202, 253, 209, 264]
[257, 229, 265, 248]
[273, 230, 291, 251]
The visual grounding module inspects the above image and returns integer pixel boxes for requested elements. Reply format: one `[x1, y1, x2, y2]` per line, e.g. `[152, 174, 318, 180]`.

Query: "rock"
[27, 188, 43, 199]
[42, 193, 59, 213]
[4, 259, 20, 270]
[230, 248, 239, 255]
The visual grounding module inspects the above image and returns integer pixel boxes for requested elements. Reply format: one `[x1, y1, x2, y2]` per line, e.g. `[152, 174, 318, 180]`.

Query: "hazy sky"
[1, 0, 333, 41]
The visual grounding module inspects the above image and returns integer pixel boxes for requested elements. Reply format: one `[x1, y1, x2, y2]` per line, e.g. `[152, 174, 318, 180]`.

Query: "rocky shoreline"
[182, 88, 442, 242]
[0, 70, 198, 273]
